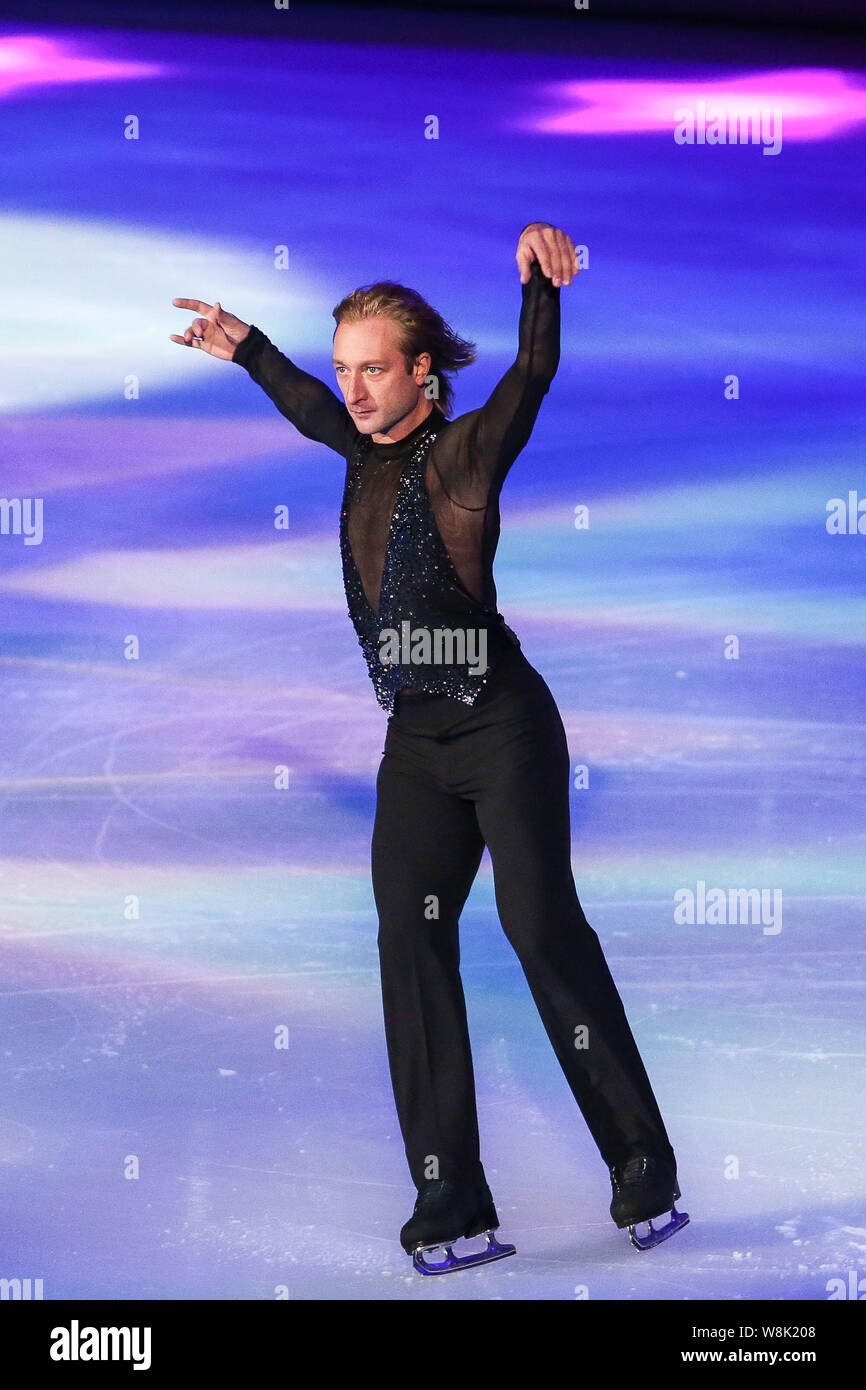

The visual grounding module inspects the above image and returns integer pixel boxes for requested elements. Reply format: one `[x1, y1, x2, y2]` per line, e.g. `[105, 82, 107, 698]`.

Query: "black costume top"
[232, 258, 560, 711]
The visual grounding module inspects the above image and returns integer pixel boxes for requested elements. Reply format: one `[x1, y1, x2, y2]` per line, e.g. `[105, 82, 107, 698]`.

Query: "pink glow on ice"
[0, 34, 160, 98]
[531, 69, 866, 141]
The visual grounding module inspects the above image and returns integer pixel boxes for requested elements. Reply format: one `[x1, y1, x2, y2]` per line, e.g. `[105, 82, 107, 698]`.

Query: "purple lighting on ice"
[0, 34, 160, 98]
[529, 68, 866, 141]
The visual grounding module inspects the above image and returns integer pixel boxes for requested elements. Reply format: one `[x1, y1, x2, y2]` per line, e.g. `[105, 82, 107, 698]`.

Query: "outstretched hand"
[170, 298, 251, 359]
[517, 223, 578, 287]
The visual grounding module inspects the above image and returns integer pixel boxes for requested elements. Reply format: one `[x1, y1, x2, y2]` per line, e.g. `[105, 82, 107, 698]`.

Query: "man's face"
[332, 315, 425, 435]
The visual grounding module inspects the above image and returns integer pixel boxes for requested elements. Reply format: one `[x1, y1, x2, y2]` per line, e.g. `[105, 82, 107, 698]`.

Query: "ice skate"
[609, 1154, 690, 1251]
[400, 1178, 516, 1275]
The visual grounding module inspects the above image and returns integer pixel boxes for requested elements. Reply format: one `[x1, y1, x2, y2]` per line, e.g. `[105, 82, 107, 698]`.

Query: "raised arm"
[431, 223, 574, 507]
[230, 326, 356, 458]
[170, 297, 355, 458]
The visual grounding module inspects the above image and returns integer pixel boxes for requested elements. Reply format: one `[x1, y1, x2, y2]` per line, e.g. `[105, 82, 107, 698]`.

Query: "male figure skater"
[171, 221, 688, 1273]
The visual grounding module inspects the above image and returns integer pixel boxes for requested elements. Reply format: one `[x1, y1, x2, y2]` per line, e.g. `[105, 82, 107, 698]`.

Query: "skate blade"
[412, 1230, 516, 1276]
[628, 1203, 690, 1251]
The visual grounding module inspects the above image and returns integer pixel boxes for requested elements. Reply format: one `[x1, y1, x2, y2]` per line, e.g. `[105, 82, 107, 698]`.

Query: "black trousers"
[371, 641, 676, 1191]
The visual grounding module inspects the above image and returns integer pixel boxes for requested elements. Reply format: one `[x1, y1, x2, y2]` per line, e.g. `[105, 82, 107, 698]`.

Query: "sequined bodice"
[339, 424, 519, 710]
[343, 424, 447, 622]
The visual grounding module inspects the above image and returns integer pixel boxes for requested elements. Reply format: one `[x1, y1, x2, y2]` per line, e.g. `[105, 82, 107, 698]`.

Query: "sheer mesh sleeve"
[232, 325, 357, 459]
[429, 257, 561, 511]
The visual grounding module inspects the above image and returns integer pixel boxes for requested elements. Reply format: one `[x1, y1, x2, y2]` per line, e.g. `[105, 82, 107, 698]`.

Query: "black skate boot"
[400, 1177, 516, 1275]
[609, 1154, 689, 1251]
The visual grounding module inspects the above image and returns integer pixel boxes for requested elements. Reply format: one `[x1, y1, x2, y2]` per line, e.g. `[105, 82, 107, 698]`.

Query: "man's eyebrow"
[332, 358, 388, 366]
